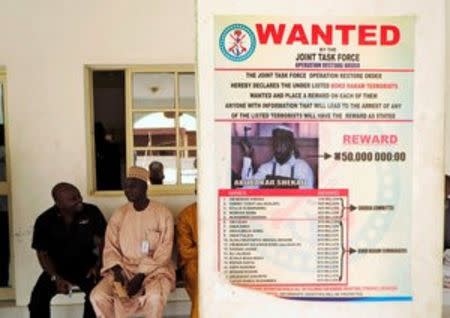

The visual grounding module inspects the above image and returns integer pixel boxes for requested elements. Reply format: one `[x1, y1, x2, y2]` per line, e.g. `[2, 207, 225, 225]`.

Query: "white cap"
[272, 125, 294, 133]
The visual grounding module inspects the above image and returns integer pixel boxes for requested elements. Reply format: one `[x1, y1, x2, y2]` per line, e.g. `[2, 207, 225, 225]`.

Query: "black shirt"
[32, 203, 107, 278]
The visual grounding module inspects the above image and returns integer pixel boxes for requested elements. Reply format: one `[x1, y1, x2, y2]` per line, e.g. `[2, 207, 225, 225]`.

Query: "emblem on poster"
[219, 23, 256, 62]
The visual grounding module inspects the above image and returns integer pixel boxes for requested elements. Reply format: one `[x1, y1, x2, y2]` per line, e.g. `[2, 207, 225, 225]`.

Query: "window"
[87, 65, 197, 195]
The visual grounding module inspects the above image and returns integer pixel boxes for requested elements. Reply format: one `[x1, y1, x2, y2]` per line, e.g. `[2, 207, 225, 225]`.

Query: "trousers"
[29, 271, 96, 318]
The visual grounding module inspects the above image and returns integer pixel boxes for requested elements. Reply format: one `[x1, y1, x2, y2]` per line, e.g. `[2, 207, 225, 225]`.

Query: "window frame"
[86, 64, 197, 196]
[0, 68, 15, 300]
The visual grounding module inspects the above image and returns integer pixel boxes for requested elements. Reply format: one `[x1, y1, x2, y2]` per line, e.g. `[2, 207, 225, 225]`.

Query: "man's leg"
[90, 276, 116, 318]
[28, 272, 57, 318]
[183, 261, 198, 318]
[76, 276, 97, 318]
[142, 276, 172, 318]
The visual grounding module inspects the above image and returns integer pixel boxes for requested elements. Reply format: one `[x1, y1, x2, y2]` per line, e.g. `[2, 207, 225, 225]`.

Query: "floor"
[444, 306, 450, 317]
[0, 285, 191, 317]
[0, 302, 190, 318]
[0, 300, 448, 317]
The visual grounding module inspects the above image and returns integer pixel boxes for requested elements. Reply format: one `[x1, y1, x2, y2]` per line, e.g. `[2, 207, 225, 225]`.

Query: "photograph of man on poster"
[231, 123, 318, 189]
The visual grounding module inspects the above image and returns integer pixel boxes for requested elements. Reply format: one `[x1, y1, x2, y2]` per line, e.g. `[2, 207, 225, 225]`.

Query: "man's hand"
[240, 139, 253, 158]
[126, 273, 145, 297]
[112, 265, 127, 286]
[55, 276, 72, 294]
[86, 266, 100, 283]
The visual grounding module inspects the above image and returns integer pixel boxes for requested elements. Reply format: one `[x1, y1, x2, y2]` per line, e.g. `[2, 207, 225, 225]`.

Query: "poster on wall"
[214, 16, 414, 301]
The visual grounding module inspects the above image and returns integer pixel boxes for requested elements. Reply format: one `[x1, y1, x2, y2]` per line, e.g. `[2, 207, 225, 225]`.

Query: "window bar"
[125, 69, 134, 168]
[86, 69, 97, 193]
[175, 71, 181, 185]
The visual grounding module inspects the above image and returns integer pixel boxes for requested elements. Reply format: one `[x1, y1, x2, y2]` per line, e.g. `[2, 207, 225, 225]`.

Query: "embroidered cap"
[127, 166, 149, 183]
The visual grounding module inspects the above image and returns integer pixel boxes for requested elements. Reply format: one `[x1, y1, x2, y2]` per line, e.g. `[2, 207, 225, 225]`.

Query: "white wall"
[447, 0, 450, 175]
[0, 0, 195, 306]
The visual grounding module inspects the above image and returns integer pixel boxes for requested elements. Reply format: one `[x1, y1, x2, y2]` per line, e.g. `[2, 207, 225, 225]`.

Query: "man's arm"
[32, 216, 72, 293]
[92, 206, 107, 254]
[241, 158, 275, 189]
[86, 235, 104, 282]
[86, 206, 108, 281]
[241, 156, 254, 181]
[36, 250, 57, 277]
[240, 139, 255, 181]
[176, 206, 197, 265]
[101, 209, 126, 280]
[36, 250, 71, 294]
[32, 217, 53, 274]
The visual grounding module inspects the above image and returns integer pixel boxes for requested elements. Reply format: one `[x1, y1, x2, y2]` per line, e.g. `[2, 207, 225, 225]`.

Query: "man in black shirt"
[29, 182, 107, 318]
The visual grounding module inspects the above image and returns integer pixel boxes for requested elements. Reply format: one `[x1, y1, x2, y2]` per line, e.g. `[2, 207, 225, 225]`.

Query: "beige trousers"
[90, 275, 172, 318]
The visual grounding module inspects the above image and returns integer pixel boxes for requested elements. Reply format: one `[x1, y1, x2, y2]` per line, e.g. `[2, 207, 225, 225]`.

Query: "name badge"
[141, 240, 150, 254]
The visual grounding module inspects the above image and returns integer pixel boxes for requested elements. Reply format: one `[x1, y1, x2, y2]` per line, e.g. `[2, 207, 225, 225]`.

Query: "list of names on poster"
[218, 189, 348, 286]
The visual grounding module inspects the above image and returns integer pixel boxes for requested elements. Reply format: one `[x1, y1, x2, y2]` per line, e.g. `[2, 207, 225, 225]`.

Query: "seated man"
[240, 125, 314, 188]
[29, 182, 107, 318]
[90, 166, 175, 318]
[176, 201, 198, 318]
